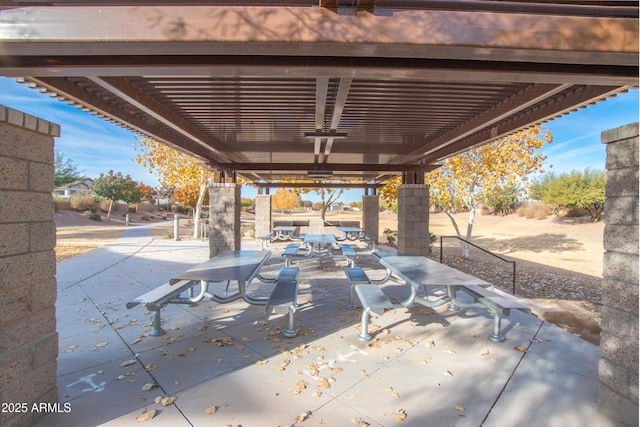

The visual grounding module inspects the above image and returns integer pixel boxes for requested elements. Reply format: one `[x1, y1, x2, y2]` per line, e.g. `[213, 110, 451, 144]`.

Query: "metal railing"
[439, 235, 517, 294]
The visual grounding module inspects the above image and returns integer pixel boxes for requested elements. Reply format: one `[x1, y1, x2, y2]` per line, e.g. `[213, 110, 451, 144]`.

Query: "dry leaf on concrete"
[295, 411, 311, 422]
[393, 409, 407, 422]
[454, 403, 466, 417]
[120, 359, 137, 367]
[141, 383, 155, 392]
[160, 396, 176, 406]
[514, 345, 528, 352]
[204, 406, 218, 414]
[136, 409, 156, 422]
[317, 378, 331, 389]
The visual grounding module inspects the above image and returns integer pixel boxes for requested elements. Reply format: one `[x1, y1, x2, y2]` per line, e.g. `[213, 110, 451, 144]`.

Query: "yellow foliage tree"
[380, 125, 552, 256]
[134, 137, 216, 238]
[272, 188, 300, 213]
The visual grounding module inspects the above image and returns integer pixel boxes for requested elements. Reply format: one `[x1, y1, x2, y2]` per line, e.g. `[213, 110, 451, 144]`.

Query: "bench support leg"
[282, 308, 297, 338]
[149, 309, 166, 336]
[346, 286, 357, 310]
[489, 313, 505, 342]
[358, 309, 373, 341]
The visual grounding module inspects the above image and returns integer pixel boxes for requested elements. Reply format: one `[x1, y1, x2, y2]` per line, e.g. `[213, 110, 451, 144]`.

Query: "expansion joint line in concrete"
[479, 320, 545, 425]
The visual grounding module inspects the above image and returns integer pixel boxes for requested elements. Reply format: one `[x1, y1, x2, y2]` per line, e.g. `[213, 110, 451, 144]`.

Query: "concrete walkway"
[38, 226, 620, 426]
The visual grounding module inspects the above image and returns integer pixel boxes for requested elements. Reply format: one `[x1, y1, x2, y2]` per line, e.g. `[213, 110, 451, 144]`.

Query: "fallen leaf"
[204, 406, 218, 414]
[426, 340, 435, 348]
[351, 417, 370, 426]
[295, 411, 311, 422]
[360, 369, 368, 378]
[160, 396, 176, 406]
[145, 363, 158, 371]
[481, 349, 490, 357]
[384, 387, 394, 393]
[317, 378, 331, 389]
[393, 409, 407, 422]
[514, 345, 528, 352]
[392, 392, 400, 399]
[131, 338, 142, 345]
[454, 403, 466, 417]
[444, 370, 453, 377]
[95, 342, 108, 348]
[141, 383, 155, 392]
[120, 359, 137, 367]
[136, 409, 156, 422]
[443, 348, 457, 355]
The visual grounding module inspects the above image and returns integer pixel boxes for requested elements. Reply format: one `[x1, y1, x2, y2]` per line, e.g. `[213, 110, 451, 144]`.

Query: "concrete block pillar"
[209, 183, 241, 257]
[255, 194, 272, 243]
[599, 122, 639, 426]
[397, 184, 429, 256]
[362, 195, 379, 243]
[0, 105, 60, 427]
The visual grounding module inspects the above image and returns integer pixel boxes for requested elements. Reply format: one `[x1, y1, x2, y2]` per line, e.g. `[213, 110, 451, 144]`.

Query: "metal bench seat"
[126, 279, 198, 336]
[458, 284, 531, 342]
[266, 267, 299, 338]
[281, 243, 301, 267]
[354, 284, 395, 341]
[338, 243, 357, 267]
[344, 267, 371, 309]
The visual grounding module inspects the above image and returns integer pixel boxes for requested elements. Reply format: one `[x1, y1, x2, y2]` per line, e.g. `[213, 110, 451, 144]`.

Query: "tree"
[54, 151, 83, 187]
[296, 186, 344, 220]
[481, 185, 521, 216]
[173, 183, 210, 216]
[135, 137, 216, 238]
[136, 183, 156, 203]
[534, 169, 606, 222]
[93, 170, 138, 219]
[272, 188, 299, 213]
[381, 125, 552, 256]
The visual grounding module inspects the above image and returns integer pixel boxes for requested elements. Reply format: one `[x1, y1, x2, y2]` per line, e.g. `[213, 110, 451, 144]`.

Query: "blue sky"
[1, 76, 638, 202]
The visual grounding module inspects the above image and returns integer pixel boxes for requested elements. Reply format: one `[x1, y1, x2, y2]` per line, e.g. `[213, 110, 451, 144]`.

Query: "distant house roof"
[54, 177, 94, 197]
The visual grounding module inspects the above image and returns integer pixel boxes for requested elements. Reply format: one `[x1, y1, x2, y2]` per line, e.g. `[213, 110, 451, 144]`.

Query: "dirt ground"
[55, 208, 605, 345]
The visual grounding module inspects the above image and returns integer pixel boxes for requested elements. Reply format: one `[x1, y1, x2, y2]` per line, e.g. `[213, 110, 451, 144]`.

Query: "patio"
[38, 225, 619, 426]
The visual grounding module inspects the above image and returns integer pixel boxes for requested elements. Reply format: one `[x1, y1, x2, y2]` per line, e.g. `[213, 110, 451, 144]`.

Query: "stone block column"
[362, 194, 379, 243]
[255, 194, 272, 243]
[209, 183, 241, 257]
[397, 184, 429, 256]
[599, 122, 639, 426]
[0, 105, 60, 427]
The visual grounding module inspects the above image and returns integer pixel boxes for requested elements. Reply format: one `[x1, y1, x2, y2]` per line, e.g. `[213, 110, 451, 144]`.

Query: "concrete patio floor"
[38, 225, 621, 427]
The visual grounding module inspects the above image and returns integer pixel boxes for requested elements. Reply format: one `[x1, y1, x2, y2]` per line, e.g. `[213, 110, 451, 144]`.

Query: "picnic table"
[171, 250, 273, 305]
[272, 226, 297, 241]
[302, 233, 339, 257]
[337, 226, 365, 241]
[347, 253, 530, 341]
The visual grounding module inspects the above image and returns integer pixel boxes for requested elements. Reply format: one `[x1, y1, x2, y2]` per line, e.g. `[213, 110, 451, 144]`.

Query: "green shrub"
[88, 212, 101, 221]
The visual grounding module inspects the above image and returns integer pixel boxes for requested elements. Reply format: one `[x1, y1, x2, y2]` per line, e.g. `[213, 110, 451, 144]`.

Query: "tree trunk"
[192, 182, 208, 239]
[443, 209, 476, 258]
[463, 208, 476, 258]
[106, 199, 114, 220]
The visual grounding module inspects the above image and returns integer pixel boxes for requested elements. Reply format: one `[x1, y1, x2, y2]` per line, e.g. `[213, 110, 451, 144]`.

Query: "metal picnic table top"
[374, 252, 491, 289]
[170, 250, 271, 285]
